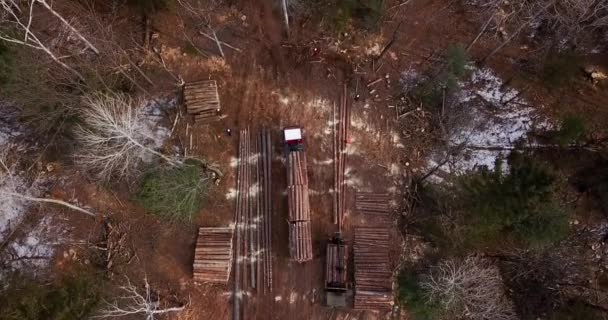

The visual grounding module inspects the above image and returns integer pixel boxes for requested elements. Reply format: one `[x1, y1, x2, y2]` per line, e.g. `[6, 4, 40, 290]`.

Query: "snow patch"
[0, 175, 29, 240]
[139, 96, 177, 163]
[400, 67, 420, 93]
[289, 292, 298, 304]
[391, 131, 404, 148]
[426, 67, 547, 178]
[312, 158, 333, 165]
[230, 157, 239, 168]
[226, 188, 237, 200]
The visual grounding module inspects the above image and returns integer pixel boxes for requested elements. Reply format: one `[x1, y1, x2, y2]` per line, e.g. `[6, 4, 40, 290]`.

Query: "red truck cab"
[284, 127, 304, 152]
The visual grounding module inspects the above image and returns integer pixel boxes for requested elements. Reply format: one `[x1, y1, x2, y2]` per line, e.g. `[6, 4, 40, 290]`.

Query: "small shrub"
[442, 43, 468, 91]
[333, 0, 383, 33]
[397, 270, 439, 320]
[137, 161, 210, 221]
[542, 51, 582, 88]
[0, 273, 101, 320]
[411, 83, 443, 109]
[459, 154, 569, 248]
[552, 301, 600, 320]
[412, 183, 456, 252]
[410, 43, 468, 109]
[0, 42, 13, 84]
[554, 114, 586, 146]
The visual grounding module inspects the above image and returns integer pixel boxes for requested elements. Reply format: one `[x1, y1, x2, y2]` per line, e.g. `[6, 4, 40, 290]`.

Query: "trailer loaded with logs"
[325, 233, 348, 307]
[285, 127, 313, 262]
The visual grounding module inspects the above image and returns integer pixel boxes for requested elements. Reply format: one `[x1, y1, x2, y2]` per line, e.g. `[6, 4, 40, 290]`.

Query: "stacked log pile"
[193, 227, 234, 283]
[183, 80, 223, 123]
[355, 192, 391, 224]
[333, 84, 350, 230]
[353, 227, 393, 310]
[287, 148, 313, 262]
[325, 242, 348, 289]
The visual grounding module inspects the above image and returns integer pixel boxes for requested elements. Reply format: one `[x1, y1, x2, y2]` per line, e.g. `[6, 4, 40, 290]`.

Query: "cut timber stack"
[355, 192, 391, 224]
[353, 227, 393, 310]
[193, 227, 234, 283]
[183, 80, 222, 123]
[287, 150, 312, 262]
[325, 242, 348, 289]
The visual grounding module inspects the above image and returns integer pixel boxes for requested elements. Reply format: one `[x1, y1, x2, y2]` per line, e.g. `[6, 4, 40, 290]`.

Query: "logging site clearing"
[2, 0, 608, 319]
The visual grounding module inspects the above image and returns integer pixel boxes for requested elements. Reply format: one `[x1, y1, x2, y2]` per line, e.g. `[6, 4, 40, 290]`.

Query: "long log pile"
[287, 146, 313, 262]
[353, 227, 393, 310]
[257, 128, 273, 292]
[233, 129, 249, 320]
[325, 242, 348, 290]
[333, 84, 350, 230]
[355, 192, 391, 224]
[234, 129, 274, 320]
[193, 227, 234, 283]
[184, 80, 223, 123]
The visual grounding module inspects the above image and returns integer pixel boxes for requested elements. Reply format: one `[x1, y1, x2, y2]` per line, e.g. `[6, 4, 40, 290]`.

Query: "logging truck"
[284, 127, 313, 262]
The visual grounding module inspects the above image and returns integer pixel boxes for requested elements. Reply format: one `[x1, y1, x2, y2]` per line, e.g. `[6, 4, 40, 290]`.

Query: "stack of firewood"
[183, 80, 223, 123]
[193, 227, 234, 283]
[355, 192, 392, 224]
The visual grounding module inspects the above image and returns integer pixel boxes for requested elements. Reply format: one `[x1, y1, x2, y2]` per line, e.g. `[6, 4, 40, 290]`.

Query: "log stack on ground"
[183, 80, 223, 123]
[333, 84, 350, 230]
[355, 192, 392, 224]
[257, 128, 273, 292]
[353, 227, 393, 310]
[193, 227, 234, 283]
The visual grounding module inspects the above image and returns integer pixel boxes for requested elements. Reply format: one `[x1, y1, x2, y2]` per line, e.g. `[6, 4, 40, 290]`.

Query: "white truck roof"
[284, 128, 302, 141]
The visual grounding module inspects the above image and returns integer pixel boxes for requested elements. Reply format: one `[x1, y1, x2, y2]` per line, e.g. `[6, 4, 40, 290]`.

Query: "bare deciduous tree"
[95, 276, 185, 320]
[74, 92, 179, 182]
[0, 0, 101, 79]
[466, 0, 608, 57]
[0, 149, 96, 217]
[422, 256, 517, 320]
[0, 0, 82, 78]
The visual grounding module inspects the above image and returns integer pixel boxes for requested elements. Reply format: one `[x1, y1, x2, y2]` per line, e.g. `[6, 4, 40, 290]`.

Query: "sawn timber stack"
[353, 227, 393, 310]
[192, 227, 234, 283]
